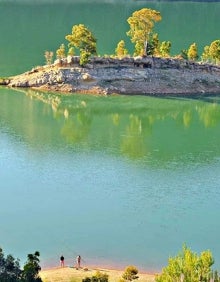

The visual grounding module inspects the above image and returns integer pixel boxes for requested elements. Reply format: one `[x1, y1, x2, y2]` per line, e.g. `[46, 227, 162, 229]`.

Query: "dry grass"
[39, 266, 156, 282]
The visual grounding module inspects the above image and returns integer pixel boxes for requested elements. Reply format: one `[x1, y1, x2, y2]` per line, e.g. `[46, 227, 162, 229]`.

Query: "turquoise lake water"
[1, 88, 220, 271]
[0, 0, 220, 272]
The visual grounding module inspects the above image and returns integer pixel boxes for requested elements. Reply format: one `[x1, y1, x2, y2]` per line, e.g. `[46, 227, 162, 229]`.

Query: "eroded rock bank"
[5, 56, 220, 95]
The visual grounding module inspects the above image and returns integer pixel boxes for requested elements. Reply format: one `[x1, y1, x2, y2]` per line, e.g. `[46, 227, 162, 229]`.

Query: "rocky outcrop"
[5, 56, 220, 95]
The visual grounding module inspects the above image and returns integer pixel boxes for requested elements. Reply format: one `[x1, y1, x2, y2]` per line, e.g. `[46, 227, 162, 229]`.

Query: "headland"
[2, 56, 220, 96]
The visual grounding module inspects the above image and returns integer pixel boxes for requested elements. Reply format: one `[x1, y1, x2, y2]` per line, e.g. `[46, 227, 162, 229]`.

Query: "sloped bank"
[5, 56, 220, 95]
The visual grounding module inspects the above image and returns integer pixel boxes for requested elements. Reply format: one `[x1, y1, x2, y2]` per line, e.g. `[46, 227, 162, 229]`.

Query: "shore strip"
[39, 265, 156, 282]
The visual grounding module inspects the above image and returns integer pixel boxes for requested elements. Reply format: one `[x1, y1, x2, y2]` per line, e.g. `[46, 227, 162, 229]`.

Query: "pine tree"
[209, 40, 220, 64]
[65, 24, 97, 65]
[127, 8, 162, 56]
[56, 43, 66, 59]
[201, 45, 211, 63]
[115, 40, 128, 58]
[187, 42, 199, 61]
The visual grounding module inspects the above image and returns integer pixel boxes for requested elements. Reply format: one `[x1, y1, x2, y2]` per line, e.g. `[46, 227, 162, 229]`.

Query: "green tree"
[134, 41, 143, 57]
[21, 251, 42, 282]
[56, 43, 66, 59]
[159, 41, 171, 57]
[0, 247, 21, 282]
[0, 248, 42, 282]
[121, 265, 139, 281]
[187, 42, 199, 61]
[127, 8, 162, 56]
[65, 24, 97, 65]
[201, 45, 211, 63]
[209, 40, 220, 64]
[156, 244, 214, 282]
[115, 40, 128, 58]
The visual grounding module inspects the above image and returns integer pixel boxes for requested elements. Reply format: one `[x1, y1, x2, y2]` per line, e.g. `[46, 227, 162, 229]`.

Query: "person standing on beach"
[76, 255, 81, 269]
[60, 255, 64, 267]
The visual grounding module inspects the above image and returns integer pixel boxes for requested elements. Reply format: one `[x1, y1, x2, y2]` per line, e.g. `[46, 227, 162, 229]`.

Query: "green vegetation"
[0, 247, 42, 282]
[81, 267, 139, 282]
[156, 244, 220, 282]
[127, 8, 162, 56]
[21, 251, 42, 282]
[44, 7, 219, 66]
[159, 40, 171, 57]
[65, 24, 97, 65]
[0, 247, 21, 282]
[187, 42, 199, 61]
[202, 39, 220, 64]
[115, 40, 128, 58]
[120, 266, 139, 282]
[56, 43, 66, 59]
[145, 33, 160, 56]
[82, 271, 109, 282]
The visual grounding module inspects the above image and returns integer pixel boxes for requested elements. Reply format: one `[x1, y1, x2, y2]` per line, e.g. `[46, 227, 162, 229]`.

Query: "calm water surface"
[1, 88, 220, 271]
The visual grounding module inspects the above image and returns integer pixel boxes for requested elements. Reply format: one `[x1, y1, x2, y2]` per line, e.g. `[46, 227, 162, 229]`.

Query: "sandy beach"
[39, 266, 156, 282]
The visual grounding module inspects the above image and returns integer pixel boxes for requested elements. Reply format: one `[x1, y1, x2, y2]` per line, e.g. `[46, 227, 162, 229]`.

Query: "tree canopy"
[209, 40, 220, 64]
[0, 247, 21, 282]
[49, 7, 220, 65]
[127, 8, 162, 56]
[156, 245, 214, 282]
[0, 247, 42, 282]
[187, 42, 199, 61]
[21, 251, 42, 282]
[65, 24, 97, 65]
[115, 40, 128, 58]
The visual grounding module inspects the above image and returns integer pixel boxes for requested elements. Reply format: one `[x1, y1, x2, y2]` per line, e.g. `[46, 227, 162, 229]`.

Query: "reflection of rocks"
[6, 56, 220, 95]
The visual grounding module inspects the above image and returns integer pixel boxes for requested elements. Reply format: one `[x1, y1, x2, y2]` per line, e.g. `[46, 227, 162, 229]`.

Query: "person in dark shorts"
[76, 255, 81, 269]
[60, 255, 64, 267]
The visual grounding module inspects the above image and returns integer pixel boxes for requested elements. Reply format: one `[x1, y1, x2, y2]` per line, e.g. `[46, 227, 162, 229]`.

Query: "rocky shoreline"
[3, 56, 220, 95]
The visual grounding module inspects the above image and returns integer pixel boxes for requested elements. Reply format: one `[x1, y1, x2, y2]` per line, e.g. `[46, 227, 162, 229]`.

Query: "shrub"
[121, 265, 139, 281]
[82, 271, 108, 282]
